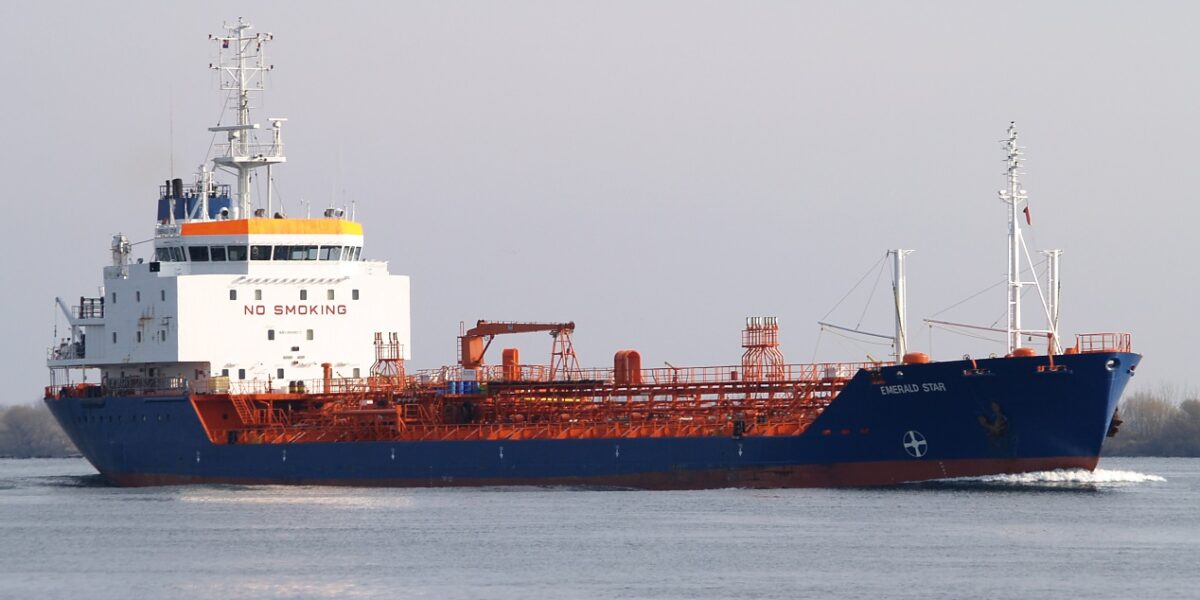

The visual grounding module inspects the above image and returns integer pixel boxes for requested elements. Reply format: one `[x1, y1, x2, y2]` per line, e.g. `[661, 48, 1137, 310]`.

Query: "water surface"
[0, 458, 1195, 599]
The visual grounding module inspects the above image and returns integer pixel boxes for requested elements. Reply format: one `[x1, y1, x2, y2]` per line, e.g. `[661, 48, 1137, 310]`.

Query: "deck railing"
[102, 377, 190, 396]
[1075, 332, 1132, 353]
[415, 361, 885, 389]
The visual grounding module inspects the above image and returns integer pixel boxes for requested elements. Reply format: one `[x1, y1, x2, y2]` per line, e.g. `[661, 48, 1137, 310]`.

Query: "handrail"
[1075, 332, 1132, 353]
[414, 361, 884, 387]
[103, 377, 189, 395]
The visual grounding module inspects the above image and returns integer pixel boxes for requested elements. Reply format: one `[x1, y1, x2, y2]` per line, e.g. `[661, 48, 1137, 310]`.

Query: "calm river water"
[0, 457, 1196, 599]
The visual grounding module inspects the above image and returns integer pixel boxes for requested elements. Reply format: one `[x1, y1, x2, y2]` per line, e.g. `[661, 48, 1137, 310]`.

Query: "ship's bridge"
[152, 217, 365, 267]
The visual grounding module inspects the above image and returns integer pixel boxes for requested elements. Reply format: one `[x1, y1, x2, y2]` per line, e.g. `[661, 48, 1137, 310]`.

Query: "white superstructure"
[48, 19, 410, 392]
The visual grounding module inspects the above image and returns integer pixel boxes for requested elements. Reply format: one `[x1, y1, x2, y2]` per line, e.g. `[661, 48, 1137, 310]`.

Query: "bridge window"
[188, 246, 209, 262]
[229, 290, 237, 301]
[210, 246, 227, 261]
[228, 245, 248, 261]
[273, 245, 291, 260]
[155, 247, 171, 261]
[320, 245, 341, 261]
[170, 246, 186, 262]
[250, 245, 272, 261]
[291, 245, 317, 261]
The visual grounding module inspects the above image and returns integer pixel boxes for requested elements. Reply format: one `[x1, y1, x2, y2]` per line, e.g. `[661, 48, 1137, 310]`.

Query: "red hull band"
[104, 456, 1099, 490]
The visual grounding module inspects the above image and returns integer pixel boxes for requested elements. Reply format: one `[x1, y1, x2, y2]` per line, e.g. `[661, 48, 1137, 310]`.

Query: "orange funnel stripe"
[181, 219, 364, 236]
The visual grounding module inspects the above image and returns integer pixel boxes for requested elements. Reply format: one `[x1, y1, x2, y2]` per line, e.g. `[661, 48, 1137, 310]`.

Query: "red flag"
[1023, 206, 1032, 226]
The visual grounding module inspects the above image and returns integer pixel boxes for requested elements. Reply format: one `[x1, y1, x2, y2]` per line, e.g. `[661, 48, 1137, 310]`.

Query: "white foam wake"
[963, 468, 1165, 486]
[177, 492, 415, 509]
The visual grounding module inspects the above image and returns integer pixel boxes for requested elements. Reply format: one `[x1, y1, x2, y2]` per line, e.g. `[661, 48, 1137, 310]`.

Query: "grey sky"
[2, 1, 1194, 404]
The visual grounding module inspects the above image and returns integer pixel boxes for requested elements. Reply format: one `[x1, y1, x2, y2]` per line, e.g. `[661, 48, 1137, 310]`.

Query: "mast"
[209, 18, 286, 219]
[889, 249, 912, 360]
[1043, 249, 1062, 353]
[998, 122, 1027, 353]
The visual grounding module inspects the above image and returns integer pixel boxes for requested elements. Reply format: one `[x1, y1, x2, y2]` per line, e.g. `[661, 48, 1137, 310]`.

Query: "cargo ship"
[43, 20, 1139, 488]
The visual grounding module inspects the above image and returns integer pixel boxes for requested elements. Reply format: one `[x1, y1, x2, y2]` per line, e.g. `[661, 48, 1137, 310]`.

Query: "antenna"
[208, 18, 286, 219]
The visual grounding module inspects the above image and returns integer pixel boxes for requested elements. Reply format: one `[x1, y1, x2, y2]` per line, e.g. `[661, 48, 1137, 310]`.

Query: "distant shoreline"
[0, 404, 78, 459]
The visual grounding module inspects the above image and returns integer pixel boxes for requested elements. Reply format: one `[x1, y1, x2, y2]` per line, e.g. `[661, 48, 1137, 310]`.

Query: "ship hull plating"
[46, 352, 1138, 489]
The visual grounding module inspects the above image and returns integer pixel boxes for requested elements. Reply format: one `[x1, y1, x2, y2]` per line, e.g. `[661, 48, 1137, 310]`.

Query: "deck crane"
[458, 320, 580, 380]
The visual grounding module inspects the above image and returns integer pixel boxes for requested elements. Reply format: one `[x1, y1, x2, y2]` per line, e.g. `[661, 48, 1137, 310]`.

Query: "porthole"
[1105, 358, 1120, 371]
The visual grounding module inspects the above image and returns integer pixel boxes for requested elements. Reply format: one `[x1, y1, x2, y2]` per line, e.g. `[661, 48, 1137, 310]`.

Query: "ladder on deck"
[229, 396, 258, 425]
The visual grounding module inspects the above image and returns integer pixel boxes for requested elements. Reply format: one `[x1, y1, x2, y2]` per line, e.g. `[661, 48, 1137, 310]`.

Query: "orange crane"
[458, 320, 579, 379]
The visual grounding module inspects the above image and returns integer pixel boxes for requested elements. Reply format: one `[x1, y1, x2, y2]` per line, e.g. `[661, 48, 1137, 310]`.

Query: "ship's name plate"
[243, 304, 347, 316]
[879, 382, 946, 395]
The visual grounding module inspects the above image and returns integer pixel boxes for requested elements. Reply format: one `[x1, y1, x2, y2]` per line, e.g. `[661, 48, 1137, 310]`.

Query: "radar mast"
[208, 17, 286, 219]
[998, 122, 1060, 354]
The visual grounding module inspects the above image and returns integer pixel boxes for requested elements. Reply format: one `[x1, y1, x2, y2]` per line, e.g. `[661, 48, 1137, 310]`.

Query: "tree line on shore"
[0, 403, 77, 458]
[1, 389, 1198, 458]
[1103, 388, 1200, 457]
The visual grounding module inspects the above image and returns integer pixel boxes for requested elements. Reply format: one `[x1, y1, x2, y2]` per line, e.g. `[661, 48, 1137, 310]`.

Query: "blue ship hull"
[45, 352, 1139, 488]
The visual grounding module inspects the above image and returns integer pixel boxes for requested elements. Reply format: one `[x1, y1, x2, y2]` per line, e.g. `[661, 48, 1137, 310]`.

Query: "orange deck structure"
[187, 318, 883, 447]
[191, 360, 877, 447]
